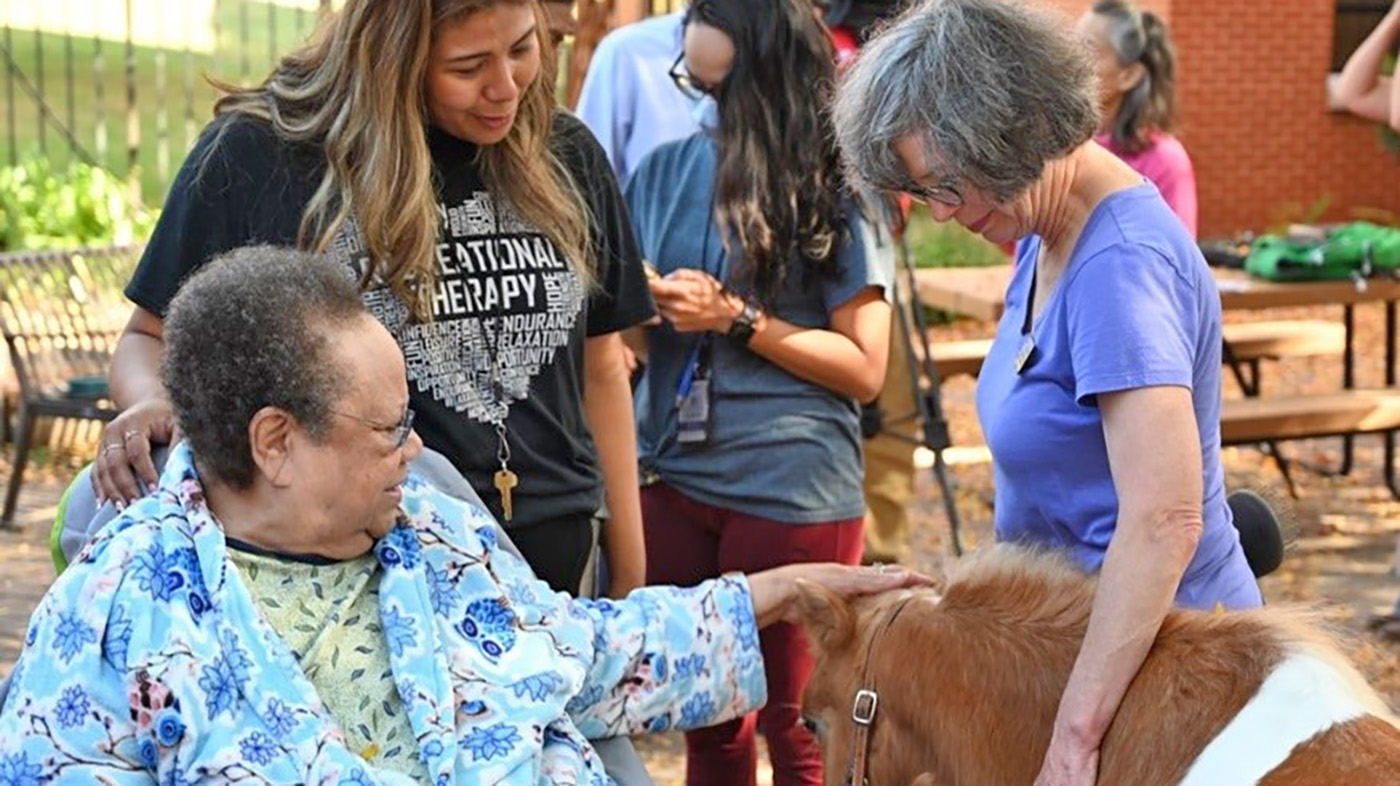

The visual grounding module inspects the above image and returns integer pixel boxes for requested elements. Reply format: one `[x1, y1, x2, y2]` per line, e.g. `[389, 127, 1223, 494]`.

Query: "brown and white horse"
[797, 547, 1400, 786]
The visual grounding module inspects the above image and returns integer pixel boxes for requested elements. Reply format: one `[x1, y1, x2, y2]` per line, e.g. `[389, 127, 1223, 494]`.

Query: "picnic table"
[915, 264, 1400, 323]
[914, 263, 1400, 497]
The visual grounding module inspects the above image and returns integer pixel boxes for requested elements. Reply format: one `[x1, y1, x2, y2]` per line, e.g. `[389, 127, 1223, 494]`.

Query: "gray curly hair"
[162, 245, 368, 489]
[833, 0, 1100, 202]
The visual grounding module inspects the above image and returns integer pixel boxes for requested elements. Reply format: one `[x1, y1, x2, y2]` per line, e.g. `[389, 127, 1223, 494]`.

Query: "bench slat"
[1221, 389, 1400, 444]
[1222, 320, 1345, 360]
[930, 339, 993, 380]
[927, 320, 1346, 381]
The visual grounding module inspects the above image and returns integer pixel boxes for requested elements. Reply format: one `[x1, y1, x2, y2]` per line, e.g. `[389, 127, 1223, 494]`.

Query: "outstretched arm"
[1332, 2, 1400, 131]
[566, 563, 929, 739]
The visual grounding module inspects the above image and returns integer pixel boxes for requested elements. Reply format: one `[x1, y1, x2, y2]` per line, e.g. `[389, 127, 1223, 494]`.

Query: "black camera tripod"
[860, 224, 966, 557]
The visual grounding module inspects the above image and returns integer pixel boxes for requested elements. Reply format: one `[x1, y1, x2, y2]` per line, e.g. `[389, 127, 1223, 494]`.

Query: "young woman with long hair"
[94, 0, 652, 600]
[625, 1, 894, 782]
[1077, 0, 1199, 237]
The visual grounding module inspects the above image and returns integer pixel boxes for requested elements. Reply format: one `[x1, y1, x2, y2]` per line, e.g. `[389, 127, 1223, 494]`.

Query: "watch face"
[728, 312, 757, 343]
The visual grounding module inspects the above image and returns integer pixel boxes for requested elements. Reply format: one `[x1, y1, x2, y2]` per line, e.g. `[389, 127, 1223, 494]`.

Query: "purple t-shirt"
[1096, 131, 1198, 239]
[976, 183, 1259, 610]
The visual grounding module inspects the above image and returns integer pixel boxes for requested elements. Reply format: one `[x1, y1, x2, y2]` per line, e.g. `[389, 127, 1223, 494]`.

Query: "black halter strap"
[844, 595, 916, 786]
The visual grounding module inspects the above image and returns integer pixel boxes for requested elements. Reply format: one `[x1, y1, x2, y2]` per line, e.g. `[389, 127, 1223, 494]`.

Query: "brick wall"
[1031, 0, 1397, 236]
[1172, 0, 1400, 237]
[1035, 0, 1171, 24]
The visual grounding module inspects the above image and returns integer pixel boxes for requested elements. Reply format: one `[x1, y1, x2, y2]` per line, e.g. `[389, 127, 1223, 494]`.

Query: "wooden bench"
[930, 338, 994, 380]
[1220, 390, 1400, 445]
[0, 246, 142, 527]
[928, 320, 1346, 381]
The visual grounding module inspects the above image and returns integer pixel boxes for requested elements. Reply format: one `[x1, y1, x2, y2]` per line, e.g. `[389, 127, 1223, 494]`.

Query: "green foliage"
[903, 208, 1010, 269]
[5, 1, 316, 202]
[1267, 195, 1333, 235]
[0, 159, 158, 251]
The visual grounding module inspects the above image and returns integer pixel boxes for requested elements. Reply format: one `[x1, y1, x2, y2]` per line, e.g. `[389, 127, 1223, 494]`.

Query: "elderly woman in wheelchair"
[0, 246, 923, 785]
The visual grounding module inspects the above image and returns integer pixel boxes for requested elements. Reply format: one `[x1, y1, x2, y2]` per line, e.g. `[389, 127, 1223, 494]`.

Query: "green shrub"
[903, 208, 1009, 269]
[0, 159, 158, 252]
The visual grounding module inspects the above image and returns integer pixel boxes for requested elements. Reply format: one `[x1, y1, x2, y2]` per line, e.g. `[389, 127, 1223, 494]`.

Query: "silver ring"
[122, 430, 143, 442]
[101, 443, 124, 456]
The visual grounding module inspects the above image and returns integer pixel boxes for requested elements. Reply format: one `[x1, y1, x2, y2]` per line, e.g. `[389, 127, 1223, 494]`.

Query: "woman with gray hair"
[1077, 0, 1198, 237]
[835, 0, 1259, 784]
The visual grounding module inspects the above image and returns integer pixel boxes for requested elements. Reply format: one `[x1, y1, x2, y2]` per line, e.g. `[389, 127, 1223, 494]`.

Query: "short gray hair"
[162, 245, 368, 489]
[834, 0, 1099, 201]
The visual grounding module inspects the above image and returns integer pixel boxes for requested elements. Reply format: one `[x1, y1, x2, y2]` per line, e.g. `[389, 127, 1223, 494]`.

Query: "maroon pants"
[642, 482, 865, 786]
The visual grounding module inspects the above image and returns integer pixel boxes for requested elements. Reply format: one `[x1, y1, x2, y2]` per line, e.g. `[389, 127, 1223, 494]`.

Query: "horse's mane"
[937, 545, 1097, 627]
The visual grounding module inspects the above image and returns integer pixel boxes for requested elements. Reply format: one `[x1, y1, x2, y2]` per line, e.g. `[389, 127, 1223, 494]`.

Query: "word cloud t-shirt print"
[353, 191, 586, 429]
[127, 113, 654, 530]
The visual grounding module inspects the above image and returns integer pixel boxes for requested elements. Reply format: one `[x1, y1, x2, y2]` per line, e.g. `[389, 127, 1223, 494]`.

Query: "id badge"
[676, 376, 712, 444]
[1014, 334, 1037, 375]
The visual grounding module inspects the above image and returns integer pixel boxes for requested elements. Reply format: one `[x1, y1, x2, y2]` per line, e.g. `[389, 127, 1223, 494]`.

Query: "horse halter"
[843, 595, 916, 786]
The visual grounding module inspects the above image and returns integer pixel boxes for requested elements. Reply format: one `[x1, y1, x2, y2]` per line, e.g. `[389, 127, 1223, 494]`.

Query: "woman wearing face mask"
[1077, 0, 1198, 237]
[625, 1, 895, 783]
[93, 0, 653, 599]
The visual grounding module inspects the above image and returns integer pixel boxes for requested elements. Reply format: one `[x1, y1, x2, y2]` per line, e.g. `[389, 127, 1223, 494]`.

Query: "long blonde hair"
[213, 0, 592, 318]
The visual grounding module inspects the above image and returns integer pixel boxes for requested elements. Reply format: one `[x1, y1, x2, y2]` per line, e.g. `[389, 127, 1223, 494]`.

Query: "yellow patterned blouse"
[227, 542, 427, 781]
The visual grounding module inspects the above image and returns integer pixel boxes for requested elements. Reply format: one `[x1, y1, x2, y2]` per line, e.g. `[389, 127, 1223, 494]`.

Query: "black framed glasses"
[668, 52, 722, 101]
[907, 179, 965, 208]
[332, 406, 416, 449]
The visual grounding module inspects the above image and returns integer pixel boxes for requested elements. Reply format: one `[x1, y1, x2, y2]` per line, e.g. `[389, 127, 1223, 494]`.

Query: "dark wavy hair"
[163, 245, 367, 489]
[1093, 0, 1177, 154]
[686, 0, 847, 307]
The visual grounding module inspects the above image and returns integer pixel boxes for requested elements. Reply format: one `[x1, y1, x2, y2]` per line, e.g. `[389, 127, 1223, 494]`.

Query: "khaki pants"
[862, 317, 918, 563]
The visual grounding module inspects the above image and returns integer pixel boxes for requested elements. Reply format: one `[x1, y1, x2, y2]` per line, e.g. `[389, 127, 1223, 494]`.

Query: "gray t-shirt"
[625, 133, 894, 523]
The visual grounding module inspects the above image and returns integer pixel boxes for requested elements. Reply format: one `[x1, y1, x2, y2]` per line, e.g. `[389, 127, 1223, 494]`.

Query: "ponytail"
[1093, 1, 1178, 153]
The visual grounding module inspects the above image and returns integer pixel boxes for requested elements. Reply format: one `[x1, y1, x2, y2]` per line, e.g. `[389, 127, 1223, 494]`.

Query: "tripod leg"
[932, 450, 964, 557]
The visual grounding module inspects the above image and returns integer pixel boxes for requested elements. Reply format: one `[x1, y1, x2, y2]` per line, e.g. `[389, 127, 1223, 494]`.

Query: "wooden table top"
[914, 264, 1400, 322]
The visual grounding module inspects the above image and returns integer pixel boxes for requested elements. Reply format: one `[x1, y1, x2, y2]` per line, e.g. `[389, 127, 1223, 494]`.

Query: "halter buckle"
[852, 689, 879, 725]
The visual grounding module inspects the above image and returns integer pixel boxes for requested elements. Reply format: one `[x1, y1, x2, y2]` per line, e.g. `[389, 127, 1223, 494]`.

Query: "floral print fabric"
[0, 444, 767, 784]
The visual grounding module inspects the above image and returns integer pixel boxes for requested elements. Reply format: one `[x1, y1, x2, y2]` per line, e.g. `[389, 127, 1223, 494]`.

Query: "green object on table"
[1244, 222, 1400, 282]
[65, 375, 108, 400]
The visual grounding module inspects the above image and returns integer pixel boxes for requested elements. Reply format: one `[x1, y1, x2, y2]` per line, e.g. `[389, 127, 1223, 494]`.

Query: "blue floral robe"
[0, 445, 767, 784]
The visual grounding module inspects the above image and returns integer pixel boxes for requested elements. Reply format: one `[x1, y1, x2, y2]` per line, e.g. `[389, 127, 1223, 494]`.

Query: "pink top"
[1096, 131, 1199, 239]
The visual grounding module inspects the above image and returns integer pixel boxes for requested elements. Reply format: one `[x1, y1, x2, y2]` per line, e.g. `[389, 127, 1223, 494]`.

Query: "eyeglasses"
[906, 179, 965, 208]
[668, 52, 722, 101]
[332, 405, 416, 449]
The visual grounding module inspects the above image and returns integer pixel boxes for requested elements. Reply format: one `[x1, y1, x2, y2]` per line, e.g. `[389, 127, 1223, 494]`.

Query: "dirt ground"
[2, 303, 1398, 785]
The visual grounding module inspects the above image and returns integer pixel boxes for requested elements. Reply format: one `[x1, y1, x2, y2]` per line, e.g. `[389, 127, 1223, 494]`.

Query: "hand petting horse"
[797, 547, 1400, 786]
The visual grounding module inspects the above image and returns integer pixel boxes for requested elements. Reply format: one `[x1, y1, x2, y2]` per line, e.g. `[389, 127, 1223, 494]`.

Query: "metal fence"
[1, 0, 689, 204]
[0, 0, 330, 203]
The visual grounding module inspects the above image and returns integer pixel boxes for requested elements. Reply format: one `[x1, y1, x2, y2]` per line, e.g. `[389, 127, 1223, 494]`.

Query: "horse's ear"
[794, 579, 855, 651]
[909, 774, 937, 786]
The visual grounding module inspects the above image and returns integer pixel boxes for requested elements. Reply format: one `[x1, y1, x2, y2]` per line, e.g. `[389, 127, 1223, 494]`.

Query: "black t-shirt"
[128, 112, 655, 528]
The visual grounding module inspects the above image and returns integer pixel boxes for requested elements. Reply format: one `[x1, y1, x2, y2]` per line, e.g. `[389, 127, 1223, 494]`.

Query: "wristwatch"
[727, 298, 762, 345]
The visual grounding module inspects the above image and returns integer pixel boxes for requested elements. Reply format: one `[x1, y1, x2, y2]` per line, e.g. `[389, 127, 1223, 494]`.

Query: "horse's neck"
[884, 612, 1086, 786]
[896, 610, 1290, 786]
[1098, 615, 1286, 784]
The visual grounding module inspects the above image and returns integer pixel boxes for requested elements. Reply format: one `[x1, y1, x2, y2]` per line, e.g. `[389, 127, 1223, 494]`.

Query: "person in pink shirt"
[1078, 0, 1198, 238]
